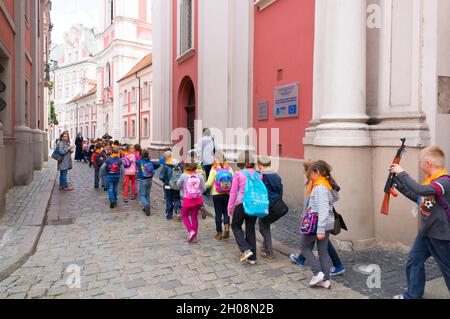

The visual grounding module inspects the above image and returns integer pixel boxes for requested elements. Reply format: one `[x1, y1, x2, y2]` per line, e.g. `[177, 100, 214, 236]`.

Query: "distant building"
[50, 24, 97, 142]
[94, 0, 152, 142]
[117, 53, 153, 148]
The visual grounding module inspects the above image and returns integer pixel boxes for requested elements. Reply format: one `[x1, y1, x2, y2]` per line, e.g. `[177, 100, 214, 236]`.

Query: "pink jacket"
[227, 169, 262, 216]
[124, 153, 137, 176]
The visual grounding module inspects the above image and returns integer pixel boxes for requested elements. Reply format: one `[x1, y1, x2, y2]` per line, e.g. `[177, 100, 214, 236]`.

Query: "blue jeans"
[139, 179, 153, 209]
[94, 168, 100, 188]
[60, 170, 68, 189]
[164, 188, 181, 218]
[107, 177, 120, 204]
[212, 194, 230, 233]
[404, 234, 450, 299]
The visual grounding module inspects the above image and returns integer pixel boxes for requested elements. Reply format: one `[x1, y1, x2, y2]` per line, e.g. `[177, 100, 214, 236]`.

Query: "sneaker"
[247, 260, 257, 265]
[330, 265, 346, 277]
[187, 231, 196, 242]
[110, 203, 115, 209]
[393, 294, 405, 300]
[240, 250, 254, 263]
[131, 195, 137, 201]
[192, 236, 198, 244]
[64, 187, 74, 192]
[145, 206, 151, 217]
[290, 254, 305, 267]
[124, 199, 129, 203]
[316, 280, 331, 289]
[309, 272, 325, 287]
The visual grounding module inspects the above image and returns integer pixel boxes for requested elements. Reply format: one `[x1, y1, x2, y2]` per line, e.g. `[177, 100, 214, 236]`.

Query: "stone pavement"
[0, 160, 57, 282]
[0, 162, 365, 299]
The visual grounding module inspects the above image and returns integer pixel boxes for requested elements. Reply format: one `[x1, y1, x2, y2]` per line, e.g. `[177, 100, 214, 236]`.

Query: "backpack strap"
[432, 175, 450, 197]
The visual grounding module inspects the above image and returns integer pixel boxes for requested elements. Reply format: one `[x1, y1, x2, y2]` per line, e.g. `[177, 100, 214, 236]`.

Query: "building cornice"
[94, 40, 152, 60]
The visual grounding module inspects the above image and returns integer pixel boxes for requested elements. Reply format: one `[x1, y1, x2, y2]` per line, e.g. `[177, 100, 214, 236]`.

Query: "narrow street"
[0, 162, 364, 299]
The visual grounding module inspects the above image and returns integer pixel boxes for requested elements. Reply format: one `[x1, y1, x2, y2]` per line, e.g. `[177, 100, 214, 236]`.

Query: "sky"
[51, 0, 103, 44]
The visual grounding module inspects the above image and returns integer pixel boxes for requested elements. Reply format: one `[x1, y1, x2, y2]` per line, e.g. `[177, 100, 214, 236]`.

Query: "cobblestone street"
[0, 162, 364, 299]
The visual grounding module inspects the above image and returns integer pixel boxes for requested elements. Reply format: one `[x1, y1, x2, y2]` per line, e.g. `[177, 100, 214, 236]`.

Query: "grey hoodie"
[307, 185, 340, 234]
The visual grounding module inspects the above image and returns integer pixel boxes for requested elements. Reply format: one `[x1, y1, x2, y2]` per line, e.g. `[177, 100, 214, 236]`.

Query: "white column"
[312, 0, 370, 147]
[150, 0, 173, 150]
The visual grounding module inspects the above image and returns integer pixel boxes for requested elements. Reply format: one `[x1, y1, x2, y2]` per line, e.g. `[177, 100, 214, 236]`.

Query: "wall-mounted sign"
[257, 101, 268, 121]
[274, 82, 299, 119]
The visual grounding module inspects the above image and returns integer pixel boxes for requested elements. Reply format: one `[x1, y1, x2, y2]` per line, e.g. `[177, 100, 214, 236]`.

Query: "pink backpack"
[184, 174, 202, 200]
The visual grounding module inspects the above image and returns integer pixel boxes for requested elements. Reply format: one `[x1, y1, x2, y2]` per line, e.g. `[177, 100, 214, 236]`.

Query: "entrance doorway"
[186, 87, 195, 150]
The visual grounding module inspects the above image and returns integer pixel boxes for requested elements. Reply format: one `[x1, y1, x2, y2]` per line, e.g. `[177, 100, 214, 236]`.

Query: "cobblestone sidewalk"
[0, 162, 364, 299]
[0, 160, 58, 281]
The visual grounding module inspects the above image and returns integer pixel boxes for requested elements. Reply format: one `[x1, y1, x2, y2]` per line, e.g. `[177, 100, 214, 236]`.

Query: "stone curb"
[152, 179, 294, 258]
[0, 163, 57, 283]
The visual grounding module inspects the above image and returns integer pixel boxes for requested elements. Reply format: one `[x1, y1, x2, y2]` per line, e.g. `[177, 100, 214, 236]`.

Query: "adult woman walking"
[57, 131, 74, 191]
[74, 132, 84, 162]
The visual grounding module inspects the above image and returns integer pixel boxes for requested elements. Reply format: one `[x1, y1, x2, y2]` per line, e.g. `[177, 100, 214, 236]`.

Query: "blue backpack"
[241, 170, 270, 218]
[140, 161, 155, 179]
[107, 157, 121, 177]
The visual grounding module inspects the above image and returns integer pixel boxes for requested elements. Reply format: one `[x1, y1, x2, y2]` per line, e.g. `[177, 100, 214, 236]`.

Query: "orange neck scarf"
[306, 176, 333, 197]
[422, 168, 448, 185]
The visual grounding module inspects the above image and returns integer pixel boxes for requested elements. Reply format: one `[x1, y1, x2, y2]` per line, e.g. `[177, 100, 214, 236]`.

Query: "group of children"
[81, 139, 450, 297]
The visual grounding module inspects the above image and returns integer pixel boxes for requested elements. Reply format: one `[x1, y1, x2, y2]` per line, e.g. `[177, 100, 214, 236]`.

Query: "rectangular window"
[123, 90, 128, 105]
[131, 87, 136, 103]
[124, 121, 128, 138]
[131, 119, 136, 138]
[179, 0, 193, 56]
[143, 118, 149, 138]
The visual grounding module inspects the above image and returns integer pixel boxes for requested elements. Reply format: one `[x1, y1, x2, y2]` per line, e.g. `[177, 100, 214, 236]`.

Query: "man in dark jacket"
[390, 146, 450, 299]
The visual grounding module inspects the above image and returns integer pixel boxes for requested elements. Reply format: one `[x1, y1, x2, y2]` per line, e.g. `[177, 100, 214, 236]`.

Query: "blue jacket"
[261, 170, 283, 204]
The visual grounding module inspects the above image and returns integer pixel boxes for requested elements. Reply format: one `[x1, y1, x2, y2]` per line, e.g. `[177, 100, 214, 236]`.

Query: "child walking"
[228, 151, 264, 265]
[291, 160, 346, 276]
[136, 149, 160, 216]
[299, 161, 340, 289]
[177, 162, 206, 243]
[206, 151, 234, 241]
[391, 146, 450, 299]
[159, 151, 182, 220]
[257, 156, 284, 259]
[104, 147, 123, 209]
[123, 144, 137, 203]
[91, 143, 106, 189]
